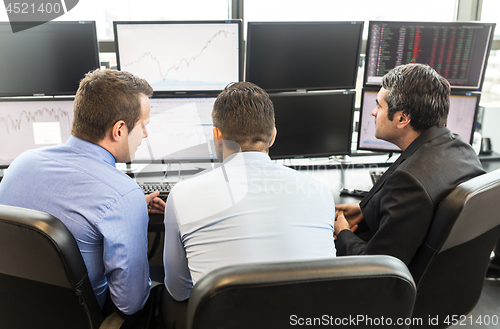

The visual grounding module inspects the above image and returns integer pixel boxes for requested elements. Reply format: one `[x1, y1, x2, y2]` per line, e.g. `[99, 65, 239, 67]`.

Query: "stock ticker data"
[365, 22, 494, 90]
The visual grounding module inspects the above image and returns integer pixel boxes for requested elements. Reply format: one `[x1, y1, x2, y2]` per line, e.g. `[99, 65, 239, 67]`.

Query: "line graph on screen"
[1, 107, 72, 134]
[117, 23, 240, 92]
[0, 100, 74, 166]
[134, 99, 215, 161]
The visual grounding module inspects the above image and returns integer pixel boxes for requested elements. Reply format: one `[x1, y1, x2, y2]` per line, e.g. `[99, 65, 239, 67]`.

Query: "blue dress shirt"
[0, 136, 150, 315]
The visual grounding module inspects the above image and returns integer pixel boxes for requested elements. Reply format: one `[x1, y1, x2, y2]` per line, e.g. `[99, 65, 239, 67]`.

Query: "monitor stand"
[331, 155, 352, 164]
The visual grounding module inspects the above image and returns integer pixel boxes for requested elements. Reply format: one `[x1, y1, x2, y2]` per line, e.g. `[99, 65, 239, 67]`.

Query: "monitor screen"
[0, 98, 75, 167]
[114, 20, 242, 95]
[0, 21, 99, 97]
[246, 21, 364, 92]
[364, 21, 496, 91]
[269, 91, 355, 159]
[134, 97, 217, 163]
[357, 89, 480, 152]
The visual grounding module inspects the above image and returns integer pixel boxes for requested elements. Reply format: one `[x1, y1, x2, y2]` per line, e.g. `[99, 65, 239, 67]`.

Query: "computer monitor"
[133, 96, 217, 163]
[269, 91, 355, 159]
[114, 20, 243, 95]
[0, 98, 75, 168]
[357, 89, 480, 152]
[246, 21, 364, 92]
[364, 21, 496, 91]
[0, 21, 99, 97]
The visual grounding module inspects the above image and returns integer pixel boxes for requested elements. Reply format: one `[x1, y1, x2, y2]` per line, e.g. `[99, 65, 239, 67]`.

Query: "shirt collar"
[223, 151, 272, 165]
[66, 136, 116, 167]
[401, 126, 451, 160]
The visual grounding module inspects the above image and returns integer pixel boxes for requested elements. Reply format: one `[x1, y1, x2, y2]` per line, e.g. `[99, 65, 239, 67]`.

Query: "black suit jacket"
[335, 126, 485, 266]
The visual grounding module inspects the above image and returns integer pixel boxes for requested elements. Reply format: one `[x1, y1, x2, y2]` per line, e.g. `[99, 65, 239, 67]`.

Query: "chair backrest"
[409, 169, 500, 328]
[0, 205, 103, 329]
[187, 255, 416, 329]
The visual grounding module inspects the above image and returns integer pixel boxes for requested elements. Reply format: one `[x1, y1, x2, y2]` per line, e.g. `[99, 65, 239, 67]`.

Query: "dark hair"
[382, 63, 450, 132]
[72, 69, 153, 143]
[212, 82, 275, 149]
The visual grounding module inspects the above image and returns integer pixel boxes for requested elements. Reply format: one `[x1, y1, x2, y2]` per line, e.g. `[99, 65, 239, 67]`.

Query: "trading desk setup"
[1, 151, 499, 232]
[1, 18, 500, 329]
[0, 19, 497, 230]
[121, 151, 500, 232]
[126, 154, 393, 199]
[124, 156, 391, 231]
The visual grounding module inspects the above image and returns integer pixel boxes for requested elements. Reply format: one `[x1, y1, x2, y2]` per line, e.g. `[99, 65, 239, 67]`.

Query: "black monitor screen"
[246, 21, 364, 92]
[364, 21, 496, 91]
[0, 98, 75, 167]
[114, 20, 243, 95]
[0, 21, 99, 97]
[357, 89, 479, 152]
[269, 92, 355, 159]
[134, 97, 217, 163]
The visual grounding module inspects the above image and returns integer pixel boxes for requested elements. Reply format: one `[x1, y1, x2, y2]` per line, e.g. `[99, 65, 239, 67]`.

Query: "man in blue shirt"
[0, 69, 165, 319]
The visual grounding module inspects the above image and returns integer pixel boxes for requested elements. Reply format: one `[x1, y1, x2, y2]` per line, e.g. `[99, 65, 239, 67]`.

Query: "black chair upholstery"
[0, 204, 103, 329]
[409, 169, 500, 328]
[186, 255, 416, 329]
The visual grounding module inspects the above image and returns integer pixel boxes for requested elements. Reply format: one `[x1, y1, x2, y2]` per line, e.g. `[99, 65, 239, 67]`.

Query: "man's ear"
[112, 120, 127, 142]
[213, 127, 223, 141]
[213, 127, 224, 149]
[397, 111, 411, 129]
[269, 127, 277, 147]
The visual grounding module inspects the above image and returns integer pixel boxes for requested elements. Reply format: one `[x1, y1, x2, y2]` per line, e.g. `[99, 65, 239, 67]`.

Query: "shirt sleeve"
[163, 191, 193, 301]
[98, 188, 151, 315]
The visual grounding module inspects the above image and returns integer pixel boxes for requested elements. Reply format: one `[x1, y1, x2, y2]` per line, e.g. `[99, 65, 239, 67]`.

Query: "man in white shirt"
[162, 82, 336, 328]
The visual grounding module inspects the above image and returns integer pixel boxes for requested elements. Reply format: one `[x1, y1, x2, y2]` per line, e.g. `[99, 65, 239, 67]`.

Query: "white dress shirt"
[163, 151, 336, 301]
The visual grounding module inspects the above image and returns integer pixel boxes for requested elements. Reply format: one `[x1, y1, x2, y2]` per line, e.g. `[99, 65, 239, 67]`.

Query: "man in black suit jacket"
[334, 63, 485, 266]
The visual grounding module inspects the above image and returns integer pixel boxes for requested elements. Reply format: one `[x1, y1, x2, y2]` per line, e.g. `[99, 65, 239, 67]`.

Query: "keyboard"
[138, 182, 176, 196]
[340, 188, 368, 198]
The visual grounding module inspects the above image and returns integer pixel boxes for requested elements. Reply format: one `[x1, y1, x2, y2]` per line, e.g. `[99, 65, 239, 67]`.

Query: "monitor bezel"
[113, 20, 243, 97]
[448, 91, 481, 145]
[245, 21, 364, 93]
[363, 20, 496, 92]
[0, 96, 75, 169]
[0, 21, 100, 97]
[356, 88, 481, 153]
[268, 90, 356, 160]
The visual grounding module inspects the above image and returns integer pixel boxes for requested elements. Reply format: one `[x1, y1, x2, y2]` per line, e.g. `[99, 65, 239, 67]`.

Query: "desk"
[144, 152, 500, 230]
[478, 152, 500, 172]
[142, 156, 391, 231]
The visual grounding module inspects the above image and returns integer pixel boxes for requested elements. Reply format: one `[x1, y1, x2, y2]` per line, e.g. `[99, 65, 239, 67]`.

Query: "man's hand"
[145, 191, 166, 214]
[335, 202, 363, 226]
[334, 203, 363, 238]
[334, 210, 358, 238]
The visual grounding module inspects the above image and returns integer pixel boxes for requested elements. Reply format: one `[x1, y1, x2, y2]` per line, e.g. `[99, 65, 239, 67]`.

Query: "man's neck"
[397, 129, 422, 151]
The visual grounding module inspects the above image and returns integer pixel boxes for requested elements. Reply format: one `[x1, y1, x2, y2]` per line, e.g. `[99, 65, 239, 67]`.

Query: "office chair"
[0, 205, 161, 329]
[409, 169, 500, 329]
[186, 255, 416, 329]
[0, 204, 103, 329]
